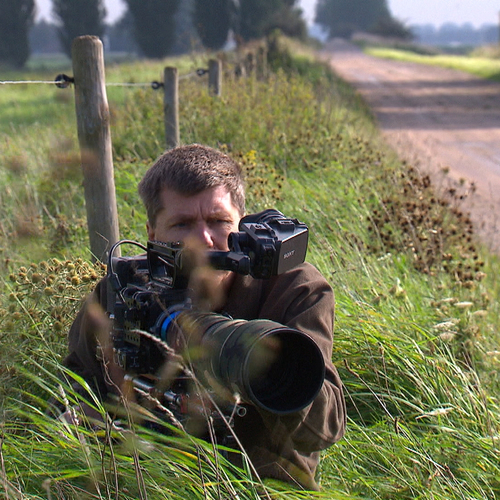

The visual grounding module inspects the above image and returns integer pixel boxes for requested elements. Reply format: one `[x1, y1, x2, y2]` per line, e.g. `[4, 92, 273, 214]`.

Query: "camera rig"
[105, 209, 325, 439]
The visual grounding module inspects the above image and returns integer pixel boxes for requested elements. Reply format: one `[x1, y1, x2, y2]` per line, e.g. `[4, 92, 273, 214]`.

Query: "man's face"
[147, 185, 241, 251]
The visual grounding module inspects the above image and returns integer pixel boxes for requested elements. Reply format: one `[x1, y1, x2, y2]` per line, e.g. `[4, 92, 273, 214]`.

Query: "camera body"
[106, 210, 324, 425]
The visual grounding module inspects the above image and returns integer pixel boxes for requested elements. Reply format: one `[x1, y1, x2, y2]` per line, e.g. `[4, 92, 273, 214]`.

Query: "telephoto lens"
[168, 311, 325, 415]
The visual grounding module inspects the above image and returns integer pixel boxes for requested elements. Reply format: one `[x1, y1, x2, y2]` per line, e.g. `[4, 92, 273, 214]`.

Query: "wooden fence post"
[208, 59, 222, 96]
[257, 46, 268, 81]
[164, 66, 179, 149]
[234, 61, 246, 79]
[245, 52, 255, 77]
[72, 35, 120, 262]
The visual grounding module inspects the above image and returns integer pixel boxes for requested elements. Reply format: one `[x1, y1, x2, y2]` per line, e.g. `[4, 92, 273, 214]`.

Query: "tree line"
[413, 23, 498, 48]
[1, 0, 308, 67]
[314, 0, 411, 40]
[1, 0, 408, 68]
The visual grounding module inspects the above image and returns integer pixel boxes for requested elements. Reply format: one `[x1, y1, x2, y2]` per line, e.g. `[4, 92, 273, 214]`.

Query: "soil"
[322, 39, 500, 254]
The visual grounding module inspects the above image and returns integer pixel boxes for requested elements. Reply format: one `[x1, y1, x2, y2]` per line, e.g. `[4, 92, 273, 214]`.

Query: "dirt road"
[323, 40, 500, 253]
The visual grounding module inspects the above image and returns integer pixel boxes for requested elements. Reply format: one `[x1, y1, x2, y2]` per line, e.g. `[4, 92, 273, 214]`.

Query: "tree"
[237, 0, 306, 42]
[236, 0, 271, 41]
[29, 20, 62, 54]
[124, 0, 180, 59]
[370, 16, 413, 40]
[52, 0, 106, 58]
[106, 10, 138, 53]
[0, 0, 35, 68]
[172, 0, 200, 55]
[193, 0, 232, 50]
[266, 2, 307, 40]
[315, 0, 390, 39]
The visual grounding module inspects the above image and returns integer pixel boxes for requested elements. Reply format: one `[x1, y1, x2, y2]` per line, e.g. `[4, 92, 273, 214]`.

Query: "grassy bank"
[1, 39, 500, 499]
[364, 46, 500, 81]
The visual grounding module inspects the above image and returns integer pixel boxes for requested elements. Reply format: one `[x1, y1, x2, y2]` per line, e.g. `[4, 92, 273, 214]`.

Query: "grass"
[364, 46, 500, 81]
[1, 36, 500, 498]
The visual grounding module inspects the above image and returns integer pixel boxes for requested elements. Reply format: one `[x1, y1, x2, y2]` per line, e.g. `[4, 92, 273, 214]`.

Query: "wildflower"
[454, 302, 473, 309]
[440, 297, 457, 304]
[439, 331, 457, 342]
[433, 320, 459, 330]
[388, 278, 405, 297]
[416, 406, 454, 419]
[471, 310, 488, 317]
[31, 273, 42, 283]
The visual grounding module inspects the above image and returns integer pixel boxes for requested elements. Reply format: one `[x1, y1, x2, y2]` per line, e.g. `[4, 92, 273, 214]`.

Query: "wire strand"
[0, 80, 57, 85]
[105, 82, 154, 87]
[0, 69, 205, 88]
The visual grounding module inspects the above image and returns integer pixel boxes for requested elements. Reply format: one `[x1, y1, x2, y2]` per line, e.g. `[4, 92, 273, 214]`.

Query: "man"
[64, 144, 346, 490]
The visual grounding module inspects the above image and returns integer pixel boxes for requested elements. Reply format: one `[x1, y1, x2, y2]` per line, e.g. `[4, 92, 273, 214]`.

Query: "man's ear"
[146, 221, 155, 241]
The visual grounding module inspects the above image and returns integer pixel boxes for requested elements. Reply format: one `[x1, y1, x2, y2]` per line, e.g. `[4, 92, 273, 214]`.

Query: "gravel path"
[323, 40, 500, 253]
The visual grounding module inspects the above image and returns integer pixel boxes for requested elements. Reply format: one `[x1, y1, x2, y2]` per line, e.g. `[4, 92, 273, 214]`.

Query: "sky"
[301, 0, 500, 27]
[35, 0, 500, 28]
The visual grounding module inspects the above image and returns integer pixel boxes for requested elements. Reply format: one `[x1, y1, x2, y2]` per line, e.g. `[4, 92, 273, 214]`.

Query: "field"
[1, 38, 500, 499]
[364, 46, 500, 81]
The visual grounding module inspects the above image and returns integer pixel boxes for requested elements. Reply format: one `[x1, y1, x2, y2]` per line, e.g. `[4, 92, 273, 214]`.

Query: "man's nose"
[195, 223, 214, 248]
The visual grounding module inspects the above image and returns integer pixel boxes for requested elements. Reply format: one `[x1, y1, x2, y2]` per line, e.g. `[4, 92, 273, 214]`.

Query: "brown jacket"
[64, 262, 346, 490]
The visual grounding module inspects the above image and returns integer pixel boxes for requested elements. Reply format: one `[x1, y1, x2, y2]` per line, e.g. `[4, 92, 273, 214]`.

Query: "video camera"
[106, 209, 325, 431]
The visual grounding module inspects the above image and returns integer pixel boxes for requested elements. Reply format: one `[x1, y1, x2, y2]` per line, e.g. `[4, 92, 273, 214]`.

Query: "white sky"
[35, 0, 500, 28]
[301, 0, 500, 27]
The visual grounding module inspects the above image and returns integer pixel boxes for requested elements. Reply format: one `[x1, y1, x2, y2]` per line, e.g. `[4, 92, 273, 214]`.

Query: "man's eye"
[212, 219, 231, 226]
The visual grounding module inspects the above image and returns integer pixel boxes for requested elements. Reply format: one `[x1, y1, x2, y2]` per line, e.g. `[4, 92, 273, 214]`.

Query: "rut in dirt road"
[323, 39, 500, 253]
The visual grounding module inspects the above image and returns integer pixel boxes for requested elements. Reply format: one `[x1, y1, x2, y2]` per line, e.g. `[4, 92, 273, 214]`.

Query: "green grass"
[1, 37, 500, 499]
[364, 46, 500, 81]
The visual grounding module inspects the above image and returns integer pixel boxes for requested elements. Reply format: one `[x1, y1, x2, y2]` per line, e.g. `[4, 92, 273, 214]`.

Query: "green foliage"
[124, 0, 181, 58]
[0, 262, 324, 499]
[369, 15, 413, 40]
[171, 0, 200, 55]
[315, 0, 390, 39]
[237, 0, 306, 41]
[1, 40, 500, 499]
[471, 44, 500, 60]
[365, 166, 484, 280]
[0, 0, 35, 68]
[237, 0, 275, 41]
[52, 0, 107, 58]
[193, 0, 232, 50]
[1, 258, 105, 410]
[365, 46, 500, 82]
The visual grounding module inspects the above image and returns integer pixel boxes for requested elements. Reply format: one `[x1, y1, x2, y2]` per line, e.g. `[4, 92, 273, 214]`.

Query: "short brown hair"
[138, 144, 246, 227]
